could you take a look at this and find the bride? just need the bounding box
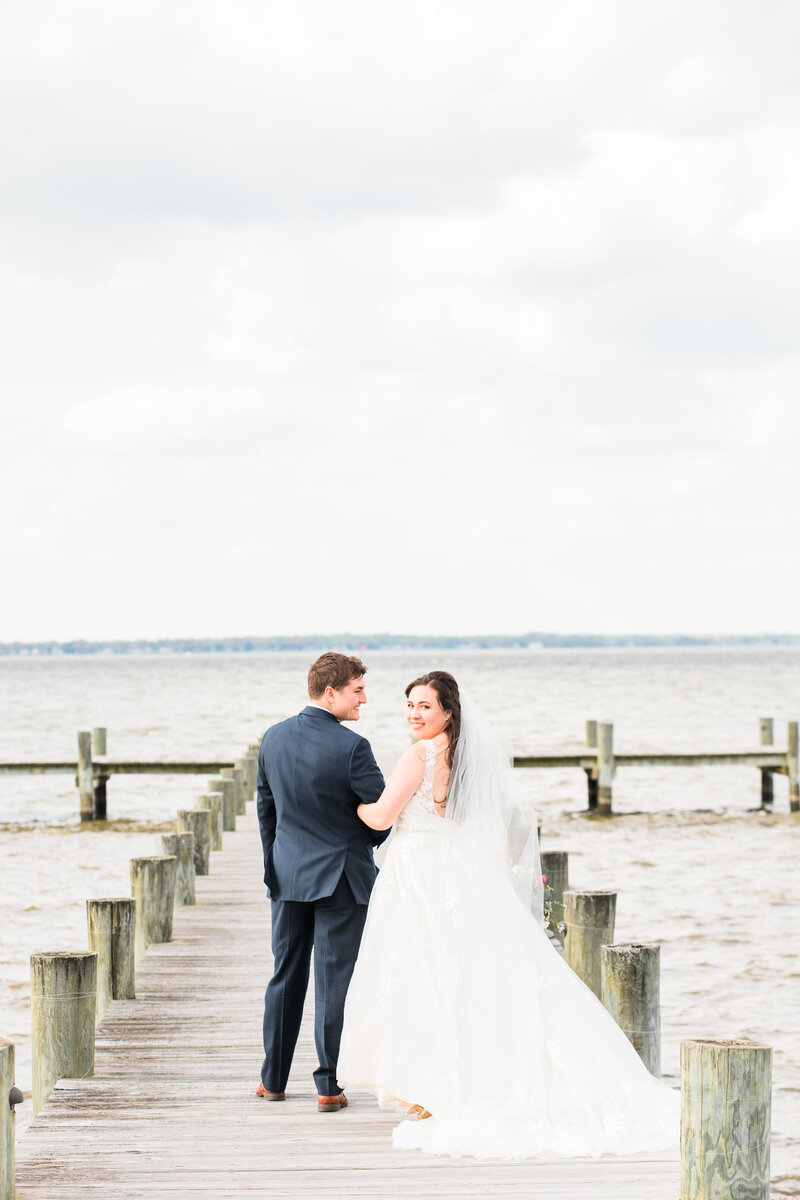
[337,670,679,1159]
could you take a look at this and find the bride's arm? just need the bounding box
[356,743,426,830]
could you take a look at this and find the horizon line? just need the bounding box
[2,630,800,654]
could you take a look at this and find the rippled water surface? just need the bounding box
[1,648,799,1181]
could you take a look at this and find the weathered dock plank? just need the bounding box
[15,813,680,1198]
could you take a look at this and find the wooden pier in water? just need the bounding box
[513,717,799,814]
[12,810,682,1199]
[0,728,237,820]
[1,716,797,820]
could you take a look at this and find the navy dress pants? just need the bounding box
[261,873,367,1096]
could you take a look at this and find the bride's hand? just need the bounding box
[356,743,427,830]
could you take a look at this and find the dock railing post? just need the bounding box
[540,850,568,945]
[563,889,616,998]
[161,833,196,906]
[220,768,245,820]
[788,721,799,813]
[597,722,614,814]
[601,943,661,1076]
[209,778,236,832]
[77,731,94,822]
[1,1038,16,1200]
[129,857,177,965]
[92,777,108,820]
[243,752,258,803]
[585,720,599,810]
[681,1037,772,1200]
[86,898,136,1021]
[249,743,261,798]
[31,951,97,1115]
[198,793,223,850]
[235,759,253,811]
[91,727,108,819]
[177,809,211,875]
[759,718,774,811]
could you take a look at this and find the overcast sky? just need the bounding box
[2,0,799,641]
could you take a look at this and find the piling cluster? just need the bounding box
[0,739,260,1200]
[527,828,773,1199]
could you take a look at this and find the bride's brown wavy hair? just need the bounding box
[404,670,461,770]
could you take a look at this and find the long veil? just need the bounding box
[443,690,544,925]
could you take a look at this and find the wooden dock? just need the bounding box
[2,714,797,819]
[15,811,680,1199]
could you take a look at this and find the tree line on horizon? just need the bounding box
[1,632,799,656]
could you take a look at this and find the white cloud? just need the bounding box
[2,0,800,639]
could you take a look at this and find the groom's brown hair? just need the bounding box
[308,652,368,698]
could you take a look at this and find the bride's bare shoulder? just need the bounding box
[392,741,427,774]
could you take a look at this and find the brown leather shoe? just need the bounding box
[317,1092,348,1112]
[256,1083,285,1100]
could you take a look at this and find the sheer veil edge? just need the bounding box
[444,688,544,925]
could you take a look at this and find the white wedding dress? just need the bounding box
[338,738,679,1160]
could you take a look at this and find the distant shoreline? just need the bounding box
[2,632,799,657]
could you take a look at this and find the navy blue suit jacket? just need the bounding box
[256,706,389,905]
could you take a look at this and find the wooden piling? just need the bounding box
[86,898,136,1020]
[788,721,799,812]
[31,951,97,1115]
[564,889,616,999]
[759,718,774,810]
[239,757,256,808]
[91,730,107,818]
[681,1037,772,1200]
[197,793,223,851]
[221,767,246,818]
[249,743,261,789]
[242,753,258,803]
[597,722,614,814]
[161,833,196,905]
[540,849,568,944]
[584,721,599,809]
[1,1038,14,1200]
[92,776,108,820]
[129,857,177,965]
[76,731,93,822]
[177,809,211,875]
[208,778,236,832]
[601,942,660,1076]
[241,760,254,810]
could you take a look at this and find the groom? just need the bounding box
[256,652,389,1111]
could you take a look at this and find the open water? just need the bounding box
[1,647,798,1183]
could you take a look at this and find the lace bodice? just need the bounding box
[395,740,446,834]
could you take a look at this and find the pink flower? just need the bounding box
[541,874,547,884]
